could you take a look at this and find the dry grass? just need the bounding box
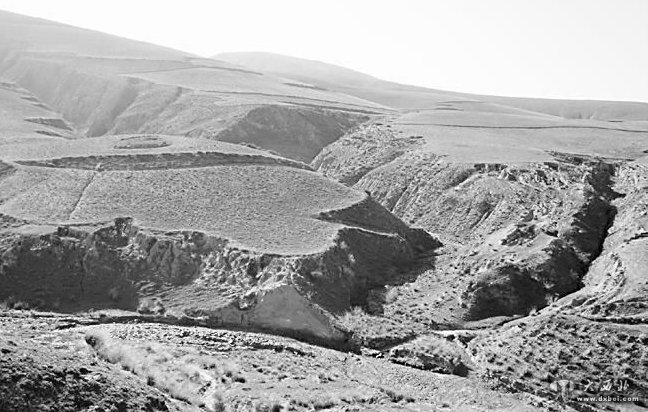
[0,151,367,254]
[397,121,648,163]
[85,328,242,410]
[217,52,648,121]
[0,296,31,310]
[128,67,380,108]
[64,166,360,254]
[0,10,187,60]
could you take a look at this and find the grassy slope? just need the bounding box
[216,51,648,120]
[0,161,365,254]
[0,10,386,112]
[0,83,73,139]
[218,52,648,164]
[0,9,191,59]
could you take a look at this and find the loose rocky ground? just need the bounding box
[0,310,560,412]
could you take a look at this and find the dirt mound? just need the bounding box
[388,334,473,376]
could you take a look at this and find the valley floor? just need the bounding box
[0,310,560,412]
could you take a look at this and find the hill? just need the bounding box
[217,51,648,120]
[0,10,389,162]
[1,10,647,411]
[0,129,436,343]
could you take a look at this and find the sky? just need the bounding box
[0,0,646,102]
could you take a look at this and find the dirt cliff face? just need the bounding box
[315,124,619,324]
[0,195,437,346]
[468,162,648,407]
[313,120,648,410]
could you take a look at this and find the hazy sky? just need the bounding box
[0,0,646,102]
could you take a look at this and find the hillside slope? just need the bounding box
[218,51,648,120]
[0,129,437,345]
[1,10,647,411]
[0,10,389,162]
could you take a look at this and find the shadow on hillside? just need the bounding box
[364,248,438,316]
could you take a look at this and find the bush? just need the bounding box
[137,297,165,315]
[85,329,235,408]
[0,297,31,310]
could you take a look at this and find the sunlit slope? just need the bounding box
[218,52,648,120]
[0,80,74,140]
[0,164,361,254]
[0,132,365,255]
[0,9,191,59]
[0,11,387,161]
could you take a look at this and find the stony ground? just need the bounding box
[0,310,561,412]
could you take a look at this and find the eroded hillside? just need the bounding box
[313,116,648,410]
[1,9,648,411]
[0,10,387,162]
[0,132,439,347]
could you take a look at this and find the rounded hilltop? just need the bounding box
[0,133,369,255]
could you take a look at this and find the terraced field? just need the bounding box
[0,141,363,254]
[128,67,388,109]
[0,134,273,161]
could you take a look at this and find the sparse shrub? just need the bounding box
[0,296,15,310]
[137,297,166,315]
[255,401,282,412]
[311,395,337,410]
[11,300,31,310]
[384,388,404,402]
[384,287,399,304]
[211,393,227,412]
[85,328,231,407]
[0,296,32,310]
[336,305,369,332]
[221,361,246,383]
